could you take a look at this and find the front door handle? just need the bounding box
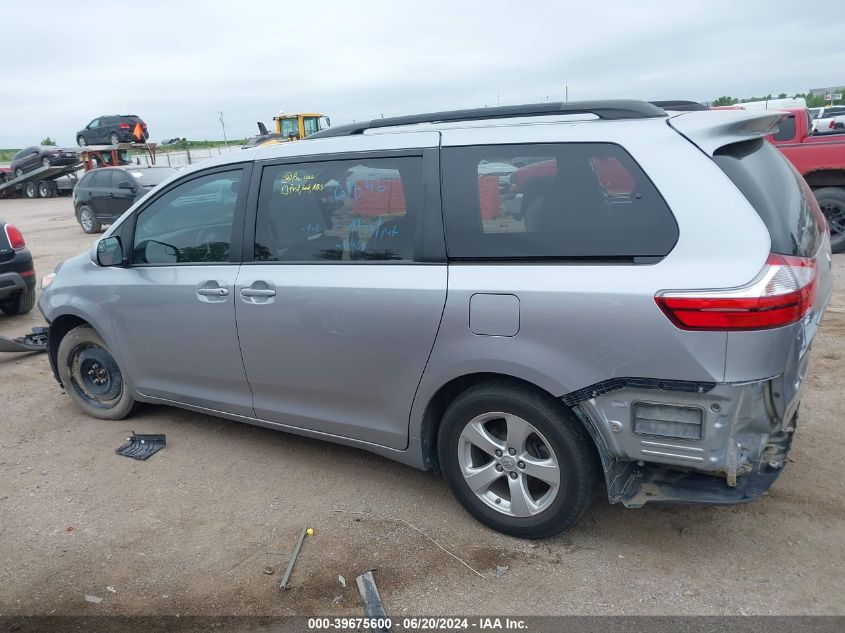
[196,281,230,303]
[197,287,229,297]
[240,288,276,297]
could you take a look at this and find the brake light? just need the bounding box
[119,123,131,129]
[830,120,837,130]
[656,253,817,331]
[4,224,25,250]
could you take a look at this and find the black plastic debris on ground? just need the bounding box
[116,433,166,460]
[0,326,49,353]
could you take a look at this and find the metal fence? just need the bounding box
[134,145,243,169]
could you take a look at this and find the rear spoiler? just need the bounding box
[667,110,785,156]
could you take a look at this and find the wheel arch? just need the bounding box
[804,169,845,189]
[47,314,92,383]
[416,371,600,472]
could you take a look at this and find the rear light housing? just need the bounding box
[119,123,131,129]
[656,253,817,331]
[4,224,25,250]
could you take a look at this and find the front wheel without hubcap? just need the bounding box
[438,382,598,538]
[57,325,135,420]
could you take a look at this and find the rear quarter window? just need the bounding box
[440,143,678,260]
[713,139,823,257]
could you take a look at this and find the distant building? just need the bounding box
[809,86,845,97]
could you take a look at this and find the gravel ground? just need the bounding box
[0,197,844,617]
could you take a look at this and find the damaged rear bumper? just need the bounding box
[569,377,799,507]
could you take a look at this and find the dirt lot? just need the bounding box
[1,196,844,617]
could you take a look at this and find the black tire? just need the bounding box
[41,156,51,168]
[109,132,120,146]
[815,187,845,253]
[437,381,598,538]
[38,180,54,198]
[0,287,36,315]
[57,325,135,420]
[23,182,37,199]
[15,167,24,178]
[77,205,102,233]
[77,135,87,147]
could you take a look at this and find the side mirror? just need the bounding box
[118,181,137,193]
[96,236,123,266]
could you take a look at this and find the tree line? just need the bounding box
[711,90,844,107]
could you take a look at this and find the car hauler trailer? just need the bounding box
[0,161,81,199]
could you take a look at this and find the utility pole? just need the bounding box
[219,111,229,150]
[565,85,569,102]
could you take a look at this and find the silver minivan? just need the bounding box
[39,101,832,537]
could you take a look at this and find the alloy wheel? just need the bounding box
[457,412,561,517]
[80,208,94,232]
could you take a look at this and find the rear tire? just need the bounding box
[109,132,120,146]
[437,381,598,538]
[0,287,36,315]
[815,187,845,253]
[41,156,51,168]
[77,205,101,233]
[38,180,54,198]
[23,182,37,199]
[57,325,135,420]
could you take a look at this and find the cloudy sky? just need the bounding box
[1,0,844,147]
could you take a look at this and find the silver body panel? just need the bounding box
[107,264,254,417]
[235,264,446,449]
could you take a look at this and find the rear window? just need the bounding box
[130,168,174,186]
[714,139,822,257]
[440,143,678,260]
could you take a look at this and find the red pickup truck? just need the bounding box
[767,108,845,251]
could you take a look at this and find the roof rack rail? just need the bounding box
[309,99,667,139]
[649,100,709,112]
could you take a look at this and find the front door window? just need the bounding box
[132,170,242,264]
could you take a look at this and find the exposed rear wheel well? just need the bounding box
[47,315,90,382]
[418,372,600,472]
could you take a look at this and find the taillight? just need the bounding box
[830,120,836,130]
[656,253,817,331]
[4,224,25,250]
[119,123,131,129]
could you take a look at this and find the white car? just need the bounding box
[813,106,845,135]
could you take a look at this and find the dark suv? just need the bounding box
[76,115,149,146]
[10,146,80,178]
[73,166,176,233]
[0,220,36,315]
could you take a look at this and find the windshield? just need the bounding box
[129,168,176,186]
[280,118,299,138]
